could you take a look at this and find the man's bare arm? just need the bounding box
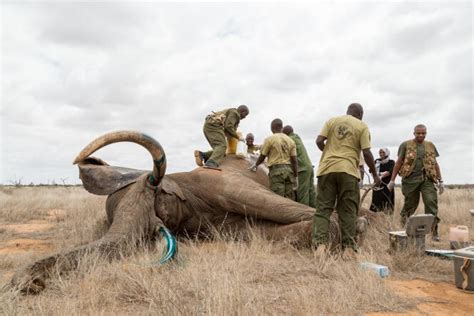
[316,135,326,152]
[363,148,381,185]
[390,156,403,182]
[255,154,266,167]
[290,156,298,177]
[435,162,442,181]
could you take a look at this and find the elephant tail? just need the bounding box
[73,130,166,186]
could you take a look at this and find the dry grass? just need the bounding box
[0,185,472,314]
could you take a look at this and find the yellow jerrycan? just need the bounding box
[226,132,242,154]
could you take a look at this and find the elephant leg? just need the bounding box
[11,175,161,294]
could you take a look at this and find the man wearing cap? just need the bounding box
[194,105,249,168]
[250,119,298,199]
[388,124,444,241]
[282,125,316,207]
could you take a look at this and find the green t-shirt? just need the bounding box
[261,133,297,167]
[316,115,371,179]
[288,133,312,172]
[398,140,439,182]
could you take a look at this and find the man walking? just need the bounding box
[313,103,380,256]
[282,125,316,207]
[194,105,249,168]
[250,119,298,199]
[388,124,444,241]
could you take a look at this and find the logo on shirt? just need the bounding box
[335,123,353,140]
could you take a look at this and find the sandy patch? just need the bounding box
[0,238,54,254]
[368,278,474,315]
[1,221,54,234]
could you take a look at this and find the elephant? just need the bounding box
[11,131,368,294]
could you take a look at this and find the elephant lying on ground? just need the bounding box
[12,131,368,293]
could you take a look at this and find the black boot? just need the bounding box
[431,222,440,242]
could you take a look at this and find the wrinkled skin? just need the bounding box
[11,131,367,294]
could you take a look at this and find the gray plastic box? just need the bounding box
[389,214,434,252]
[453,246,474,291]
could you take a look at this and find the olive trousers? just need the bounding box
[313,172,360,250]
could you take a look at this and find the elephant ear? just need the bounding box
[78,157,148,195]
[161,177,186,201]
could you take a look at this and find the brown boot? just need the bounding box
[194,150,204,166]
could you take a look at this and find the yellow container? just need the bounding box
[226,132,241,154]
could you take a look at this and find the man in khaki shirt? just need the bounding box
[313,103,380,256]
[250,119,298,199]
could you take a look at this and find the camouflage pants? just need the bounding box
[269,165,295,200]
[297,168,316,208]
[313,172,360,250]
[202,122,227,165]
[400,178,439,230]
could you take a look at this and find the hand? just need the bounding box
[248,164,257,172]
[373,175,381,188]
[387,180,395,191]
[438,181,444,195]
[292,176,299,191]
[380,171,389,178]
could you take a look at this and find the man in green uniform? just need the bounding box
[313,103,380,256]
[388,124,444,241]
[194,105,249,168]
[282,125,316,208]
[250,119,298,199]
[245,133,261,154]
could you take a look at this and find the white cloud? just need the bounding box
[1,1,472,184]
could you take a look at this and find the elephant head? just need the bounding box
[11,131,175,293]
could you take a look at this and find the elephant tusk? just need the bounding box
[72,130,166,186]
[154,226,178,265]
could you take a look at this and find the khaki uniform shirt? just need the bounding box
[261,133,297,167]
[247,144,261,154]
[317,115,371,179]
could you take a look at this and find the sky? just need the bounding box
[1,1,472,185]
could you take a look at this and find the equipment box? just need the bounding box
[453,246,474,291]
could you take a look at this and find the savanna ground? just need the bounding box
[0,185,473,315]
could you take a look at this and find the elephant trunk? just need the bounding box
[11,175,162,294]
[73,131,166,186]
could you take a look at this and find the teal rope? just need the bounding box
[157,226,177,265]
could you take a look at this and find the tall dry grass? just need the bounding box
[0,185,472,314]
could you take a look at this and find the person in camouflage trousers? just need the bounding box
[388,124,444,241]
[194,105,249,168]
[249,119,298,200]
[282,125,316,208]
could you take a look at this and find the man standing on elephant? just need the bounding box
[313,103,380,257]
[282,125,316,208]
[194,105,249,168]
[250,119,298,200]
[387,124,444,241]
